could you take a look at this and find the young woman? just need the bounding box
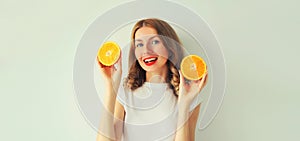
[97,18,208,141]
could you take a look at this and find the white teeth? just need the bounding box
[145,58,156,62]
[144,57,157,63]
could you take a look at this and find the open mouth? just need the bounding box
[143,57,158,66]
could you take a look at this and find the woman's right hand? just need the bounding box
[97,55,122,89]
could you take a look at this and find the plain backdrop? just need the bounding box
[1,0,299,141]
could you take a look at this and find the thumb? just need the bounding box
[179,70,185,87]
[114,52,122,72]
[116,51,122,67]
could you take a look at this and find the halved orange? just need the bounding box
[97,41,121,66]
[180,55,207,80]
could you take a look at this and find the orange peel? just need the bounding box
[97,41,121,66]
[180,55,207,80]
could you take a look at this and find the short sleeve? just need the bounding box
[189,92,204,112]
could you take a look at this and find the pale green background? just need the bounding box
[1,0,299,141]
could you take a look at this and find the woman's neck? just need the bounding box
[145,66,168,83]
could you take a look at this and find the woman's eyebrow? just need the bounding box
[134,39,143,42]
[135,35,159,42]
[149,35,159,40]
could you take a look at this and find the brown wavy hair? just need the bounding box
[124,18,184,96]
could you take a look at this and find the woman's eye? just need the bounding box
[136,43,143,48]
[152,40,160,45]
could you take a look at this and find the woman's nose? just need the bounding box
[142,43,153,54]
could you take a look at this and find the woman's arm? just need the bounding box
[96,80,118,141]
[175,71,207,141]
[96,57,124,141]
[189,105,201,141]
[114,100,125,141]
[174,104,200,141]
[96,82,125,141]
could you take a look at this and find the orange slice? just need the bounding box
[97,41,121,66]
[180,55,207,80]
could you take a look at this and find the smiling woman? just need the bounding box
[134,32,169,79]
[96,18,208,141]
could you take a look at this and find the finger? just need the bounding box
[97,56,105,68]
[189,77,200,85]
[191,71,207,86]
[189,79,201,93]
[199,72,208,88]
[179,70,185,87]
[118,51,122,67]
[203,72,208,86]
[115,52,122,71]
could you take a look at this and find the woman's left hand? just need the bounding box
[178,71,208,109]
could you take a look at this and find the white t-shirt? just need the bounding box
[117,82,202,141]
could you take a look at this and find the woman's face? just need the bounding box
[134,26,169,72]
